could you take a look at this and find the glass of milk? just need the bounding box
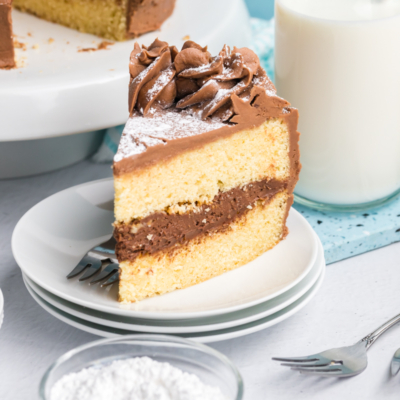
[275,0,400,211]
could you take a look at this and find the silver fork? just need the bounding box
[66,236,120,287]
[391,348,400,376]
[273,313,400,377]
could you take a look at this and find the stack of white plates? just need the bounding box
[12,179,325,343]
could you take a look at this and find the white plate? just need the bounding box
[1,0,251,141]
[24,264,325,343]
[23,236,324,333]
[13,178,318,320]
[0,289,3,330]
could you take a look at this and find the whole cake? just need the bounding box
[113,39,301,303]
[13,0,175,41]
[0,0,175,68]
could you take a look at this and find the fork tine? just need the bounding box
[291,365,343,375]
[272,357,320,363]
[78,257,102,281]
[100,270,120,287]
[293,369,343,376]
[281,362,331,368]
[66,263,88,279]
[66,255,96,279]
[90,263,119,284]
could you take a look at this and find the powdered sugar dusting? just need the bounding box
[114,110,225,162]
[201,80,246,117]
[183,64,210,74]
[50,356,227,400]
[182,56,221,74]
[146,68,174,100]
[134,56,160,84]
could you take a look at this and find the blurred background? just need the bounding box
[245,0,274,19]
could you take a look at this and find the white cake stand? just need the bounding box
[0,0,251,178]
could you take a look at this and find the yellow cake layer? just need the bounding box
[115,118,291,223]
[14,0,128,41]
[119,191,289,303]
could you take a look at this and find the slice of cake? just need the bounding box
[13,0,175,41]
[0,0,15,69]
[113,39,301,303]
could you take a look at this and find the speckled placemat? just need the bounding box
[293,195,400,264]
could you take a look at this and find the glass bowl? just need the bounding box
[39,334,243,400]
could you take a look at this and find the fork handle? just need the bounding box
[362,313,400,350]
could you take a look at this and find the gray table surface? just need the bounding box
[1,160,400,400]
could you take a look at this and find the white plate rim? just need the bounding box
[24,264,325,343]
[23,236,324,333]
[12,178,319,319]
[0,289,3,329]
[0,288,3,315]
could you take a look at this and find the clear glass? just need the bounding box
[275,0,400,212]
[39,334,243,400]
[294,188,400,212]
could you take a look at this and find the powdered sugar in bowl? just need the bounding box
[39,334,243,400]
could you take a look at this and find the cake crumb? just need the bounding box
[130,223,142,234]
[205,208,210,212]
[247,205,252,209]
[98,41,114,50]
[27,32,32,37]
[78,47,94,52]
[48,38,55,44]
[202,219,207,223]
[78,41,114,53]
[32,44,39,50]
[15,56,27,68]
[147,234,153,240]
[14,40,26,51]
[182,35,190,40]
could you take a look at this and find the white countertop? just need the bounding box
[1,160,400,400]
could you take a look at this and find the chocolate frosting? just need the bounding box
[127,0,176,38]
[115,178,286,262]
[128,38,286,121]
[0,0,15,69]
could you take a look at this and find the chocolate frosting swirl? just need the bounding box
[128,39,288,121]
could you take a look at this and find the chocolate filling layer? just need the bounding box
[115,178,287,262]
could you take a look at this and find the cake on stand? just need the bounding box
[0,0,251,178]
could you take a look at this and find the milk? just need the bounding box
[275,0,400,206]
